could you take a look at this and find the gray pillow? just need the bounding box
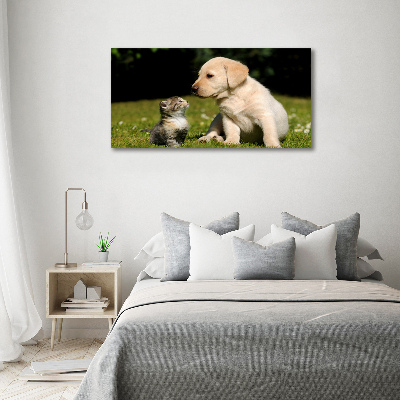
[161,212,239,281]
[282,212,360,281]
[233,237,295,280]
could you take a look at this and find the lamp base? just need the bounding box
[55,263,77,268]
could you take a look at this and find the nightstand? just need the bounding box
[46,265,122,350]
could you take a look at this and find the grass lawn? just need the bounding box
[111,95,311,148]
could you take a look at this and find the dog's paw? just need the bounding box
[224,139,240,145]
[198,135,211,143]
[264,139,282,148]
[213,136,224,143]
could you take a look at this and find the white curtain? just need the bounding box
[0,0,42,365]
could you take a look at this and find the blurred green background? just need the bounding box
[111,48,311,102]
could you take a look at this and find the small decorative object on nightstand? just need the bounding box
[55,188,94,268]
[87,286,101,300]
[46,265,121,350]
[74,279,87,299]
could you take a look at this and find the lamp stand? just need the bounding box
[55,188,88,268]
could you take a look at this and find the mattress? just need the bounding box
[76,278,400,400]
[129,276,164,294]
[129,276,387,297]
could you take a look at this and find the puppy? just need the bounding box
[192,57,288,147]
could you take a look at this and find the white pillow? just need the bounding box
[143,257,164,279]
[357,257,376,279]
[271,224,337,280]
[257,233,273,247]
[357,237,384,260]
[134,232,164,263]
[188,224,255,280]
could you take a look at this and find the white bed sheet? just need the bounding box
[130,275,386,297]
[130,277,163,294]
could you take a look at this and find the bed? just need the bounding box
[76,277,400,400]
[76,212,398,399]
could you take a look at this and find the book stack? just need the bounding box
[18,359,92,381]
[61,297,110,313]
[81,261,122,268]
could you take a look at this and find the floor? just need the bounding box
[0,338,104,400]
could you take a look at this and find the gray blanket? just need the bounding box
[76,280,400,400]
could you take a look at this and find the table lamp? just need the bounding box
[55,188,94,268]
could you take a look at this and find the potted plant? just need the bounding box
[97,232,116,262]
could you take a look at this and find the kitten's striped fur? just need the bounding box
[143,96,189,147]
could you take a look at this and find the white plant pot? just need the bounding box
[98,251,109,262]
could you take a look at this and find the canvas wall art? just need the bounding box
[111,48,311,148]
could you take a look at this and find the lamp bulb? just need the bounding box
[75,209,94,230]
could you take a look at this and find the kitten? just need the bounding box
[143,96,189,147]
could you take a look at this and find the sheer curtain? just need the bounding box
[0,0,41,368]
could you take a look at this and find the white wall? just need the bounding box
[7,0,400,337]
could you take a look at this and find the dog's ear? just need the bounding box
[225,60,249,89]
